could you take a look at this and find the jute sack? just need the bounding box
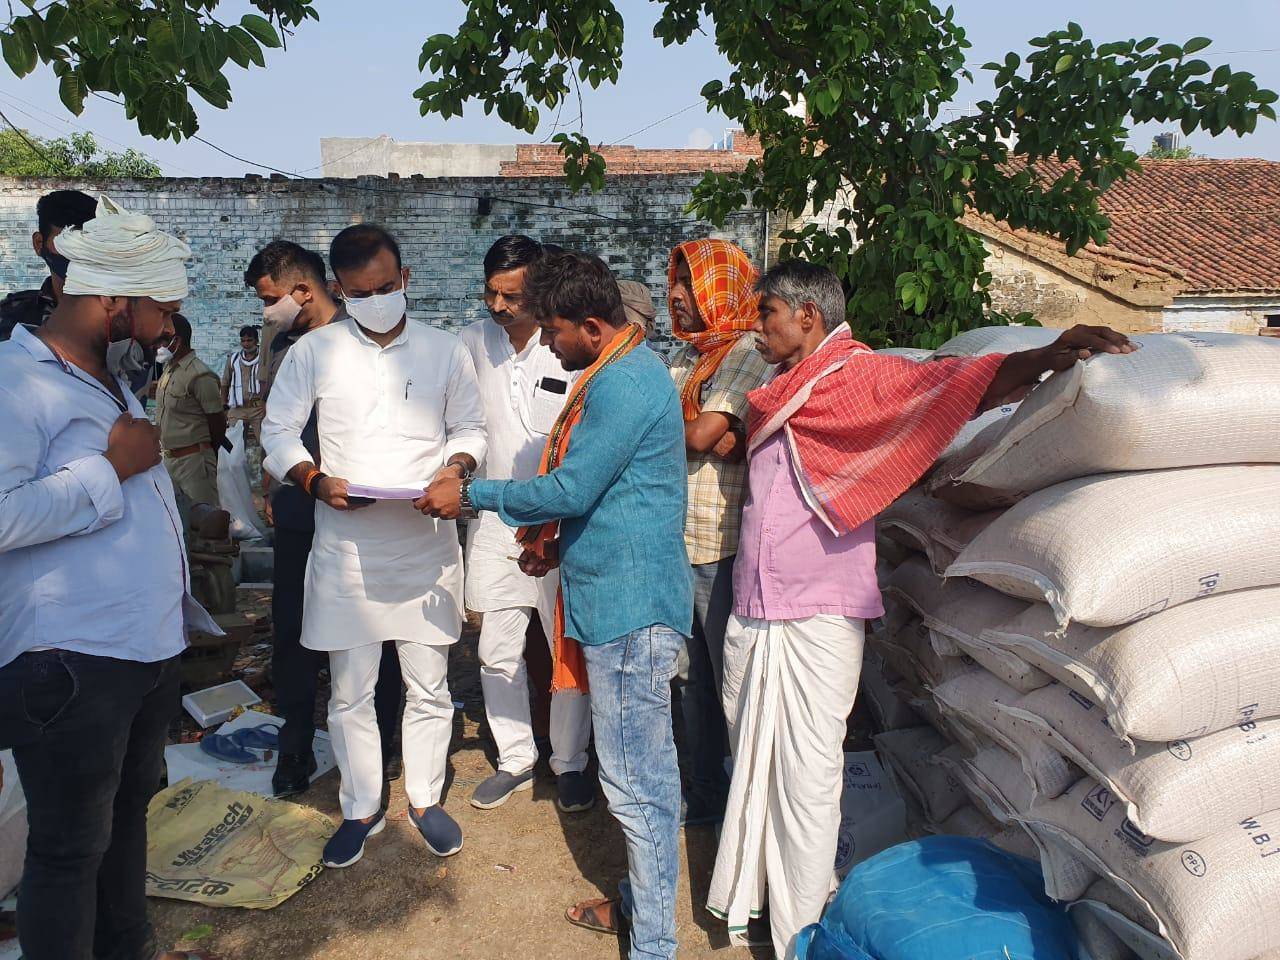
[982,590,1280,743]
[933,324,1062,358]
[931,332,1280,509]
[1021,778,1280,960]
[860,650,922,732]
[947,464,1280,627]
[878,489,1004,577]
[998,683,1280,843]
[874,726,968,824]
[886,556,1048,691]
[932,669,1081,799]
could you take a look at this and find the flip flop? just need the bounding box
[198,734,256,764]
[565,898,629,936]
[229,723,281,751]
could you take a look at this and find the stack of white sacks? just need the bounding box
[865,326,1280,960]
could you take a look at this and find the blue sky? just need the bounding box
[0,0,1276,177]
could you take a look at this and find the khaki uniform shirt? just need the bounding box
[156,351,223,450]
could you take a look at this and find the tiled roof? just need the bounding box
[1033,158,1280,295]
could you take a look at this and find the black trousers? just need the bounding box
[271,526,403,757]
[0,650,181,960]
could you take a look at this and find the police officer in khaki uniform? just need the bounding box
[156,313,225,508]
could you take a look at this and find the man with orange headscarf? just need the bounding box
[666,239,771,826]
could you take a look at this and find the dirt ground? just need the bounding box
[152,593,767,960]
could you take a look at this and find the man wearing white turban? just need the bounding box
[0,195,220,960]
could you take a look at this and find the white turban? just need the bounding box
[58,195,191,301]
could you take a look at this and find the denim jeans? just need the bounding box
[583,625,684,960]
[0,649,181,960]
[673,556,734,821]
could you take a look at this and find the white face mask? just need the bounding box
[155,346,174,364]
[343,285,407,335]
[262,293,303,334]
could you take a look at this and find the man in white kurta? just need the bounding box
[262,224,485,866]
[459,234,593,813]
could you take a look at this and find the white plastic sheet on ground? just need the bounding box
[163,709,336,795]
[216,420,265,541]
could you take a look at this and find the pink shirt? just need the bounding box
[733,431,884,621]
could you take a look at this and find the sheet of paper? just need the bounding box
[345,483,426,500]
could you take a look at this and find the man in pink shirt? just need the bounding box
[707,259,1133,958]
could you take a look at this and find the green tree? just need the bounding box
[1,1,316,142]
[415,2,1277,347]
[1144,137,1199,159]
[0,128,163,177]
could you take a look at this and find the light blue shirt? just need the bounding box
[469,345,693,646]
[0,325,211,669]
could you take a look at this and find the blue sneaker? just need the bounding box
[409,804,464,857]
[322,814,385,868]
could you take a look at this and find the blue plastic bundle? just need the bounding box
[796,836,1082,960]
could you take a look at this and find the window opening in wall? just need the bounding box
[1266,314,1280,328]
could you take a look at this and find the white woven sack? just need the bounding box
[1070,899,1170,960]
[874,726,968,824]
[948,464,1280,627]
[868,614,978,693]
[885,556,1048,691]
[936,803,1002,840]
[1072,904,1142,960]
[981,591,1280,744]
[932,332,1280,509]
[999,683,1280,844]
[1022,778,1280,960]
[933,324,1062,358]
[860,651,922,732]
[875,346,933,360]
[875,531,917,569]
[933,669,1081,799]
[879,489,1004,576]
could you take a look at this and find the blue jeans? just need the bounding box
[674,557,734,822]
[583,625,684,960]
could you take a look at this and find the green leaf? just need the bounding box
[171,8,201,59]
[80,18,110,57]
[1054,54,1074,74]
[240,14,281,49]
[228,26,265,68]
[147,18,179,68]
[182,924,214,942]
[1183,36,1211,55]
[1,29,38,77]
[58,70,86,115]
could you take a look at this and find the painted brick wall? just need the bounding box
[0,174,766,368]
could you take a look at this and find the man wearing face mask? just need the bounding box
[244,239,405,799]
[262,224,486,868]
[155,314,225,510]
[0,195,221,960]
[0,189,97,341]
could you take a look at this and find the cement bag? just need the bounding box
[1021,778,1280,960]
[835,750,908,877]
[878,489,1004,576]
[1073,905,1140,960]
[935,743,1032,824]
[1070,899,1172,960]
[860,651,922,732]
[886,556,1047,691]
[869,615,977,692]
[932,332,1280,509]
[216,421,265,541]
[982,590,1280,743]
[874,727,967,824]
[999,683,1280,843]
[933,324,1062,358]
[0,749,26,899]
[937,803,1002,840]
[875,531,918,569]
[933,670,1081,799]
[948,464,1280,627]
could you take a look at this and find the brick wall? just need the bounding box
[499,131,763,177]
[0,174,765,366]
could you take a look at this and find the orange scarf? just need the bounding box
[669,239,760,421]
[517,323,645,693]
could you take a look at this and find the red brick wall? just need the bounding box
[500,129,763,177]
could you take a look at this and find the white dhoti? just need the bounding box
[466,514,591,777]
[708,613,865,960]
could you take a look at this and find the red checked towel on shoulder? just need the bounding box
[746,328,1006,536]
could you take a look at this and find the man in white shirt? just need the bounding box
[460,235,595,813]
[262,224,486,868]
[0,195,217,960]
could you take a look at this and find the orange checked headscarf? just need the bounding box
[669,239,760,421]
[517,322,645,694]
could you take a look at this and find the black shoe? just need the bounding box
[383,750,403,783]
[272,751,318,798]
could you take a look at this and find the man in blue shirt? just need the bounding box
[423,250,692,960]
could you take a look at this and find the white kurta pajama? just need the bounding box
[459,319,590,776]
[262,317,486,819]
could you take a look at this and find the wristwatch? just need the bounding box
[458,477,479,521]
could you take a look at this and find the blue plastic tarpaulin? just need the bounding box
[796,836,1082,960]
